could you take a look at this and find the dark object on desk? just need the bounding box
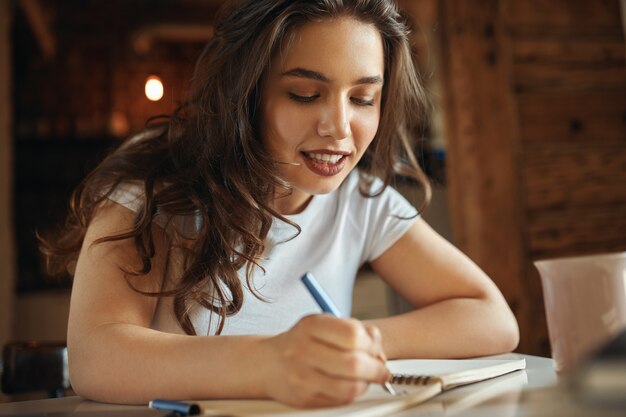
[1,341,70,398]
[573,329,626,407]
[149,399,201,415]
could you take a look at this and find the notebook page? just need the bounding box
[198,358,525,416]
[442,369,527,415]
[199,382,441,417]
[387,358,526,390]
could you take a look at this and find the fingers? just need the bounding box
[295,338,390,383]
[365,324,387,361]
[300,315,385,359]
[365,324,390,366]
[293,315,390,382]
[287,366,370,407]
[263,315,390,408]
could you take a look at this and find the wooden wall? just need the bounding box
[0,0,16,357]
[439,0,626,355]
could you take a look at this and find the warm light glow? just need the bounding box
[145,76,164,101]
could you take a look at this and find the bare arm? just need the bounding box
[68,202,389,406]
[367,218,519,359]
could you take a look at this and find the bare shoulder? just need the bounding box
[70,200,169,332]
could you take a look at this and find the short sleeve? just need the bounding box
[107,181,171,231]
[363,182,419,262]
[108,182,200,239]
[108,181,145,212]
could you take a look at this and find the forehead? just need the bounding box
[273,16,385,78]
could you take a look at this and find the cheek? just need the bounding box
[353,111,380,151]
[263,100,308,151]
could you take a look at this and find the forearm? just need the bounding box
[68,323,268,404]
[366,296,519,359]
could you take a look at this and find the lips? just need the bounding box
[303,152,344,164]
[301,150,350,176]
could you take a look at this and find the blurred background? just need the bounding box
[0,0,625,401]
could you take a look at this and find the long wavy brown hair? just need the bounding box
[40,0,431,335]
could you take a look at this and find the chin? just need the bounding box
[299,176,347,196]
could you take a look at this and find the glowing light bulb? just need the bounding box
[145,76,164,101]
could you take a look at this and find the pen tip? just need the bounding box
[384,381,397,396]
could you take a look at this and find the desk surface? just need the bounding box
[0,354,623,416]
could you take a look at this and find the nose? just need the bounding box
[317,97,351,140]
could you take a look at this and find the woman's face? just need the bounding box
[260,17,385,214]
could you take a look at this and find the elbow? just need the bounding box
[478,286,520,354]
[500,315,520,353]
[67,337,151,405]
[67,348,102,402]
[68,343,126,404]
[478,317,519,356]
[470,293,520,356]
[490,303,520,354]
[69,375,96,403]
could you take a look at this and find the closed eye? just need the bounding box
[351,97,374,106]
[288,93,319,103]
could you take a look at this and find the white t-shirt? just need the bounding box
[108,170,418,335]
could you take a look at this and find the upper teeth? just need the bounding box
[305,152,343,163]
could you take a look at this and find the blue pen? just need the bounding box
[301,272,343,317]
[300,272,397,396]
[149,399,201,415]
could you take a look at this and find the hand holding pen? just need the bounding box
[258,273,394,408]
[301,272,397,396]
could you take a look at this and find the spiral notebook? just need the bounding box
[198,358,526,417]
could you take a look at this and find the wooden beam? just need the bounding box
[523,142,626,211]
[0,0,16,360]
[512,38,625,66]
[19,0,56,59]
[438,0,531,352]
[518,91,626,144]
[132,24,214,54]
[622,0,626,48]
[507,0,624,38]
[527,204,626,256]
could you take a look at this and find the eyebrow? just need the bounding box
[281,67,383,85]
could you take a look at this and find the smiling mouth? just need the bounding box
[301,151,350,176]
[302,151,347,164]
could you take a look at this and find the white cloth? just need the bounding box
[108,170,418,335]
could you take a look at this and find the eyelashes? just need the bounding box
[288,93,374,106]
[288,92,318,103]
[351,97,375,106]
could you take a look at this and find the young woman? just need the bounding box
[42,0,519,408]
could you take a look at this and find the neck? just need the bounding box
[271,189,313,215]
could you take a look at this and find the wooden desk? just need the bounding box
[0,354,623,416]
